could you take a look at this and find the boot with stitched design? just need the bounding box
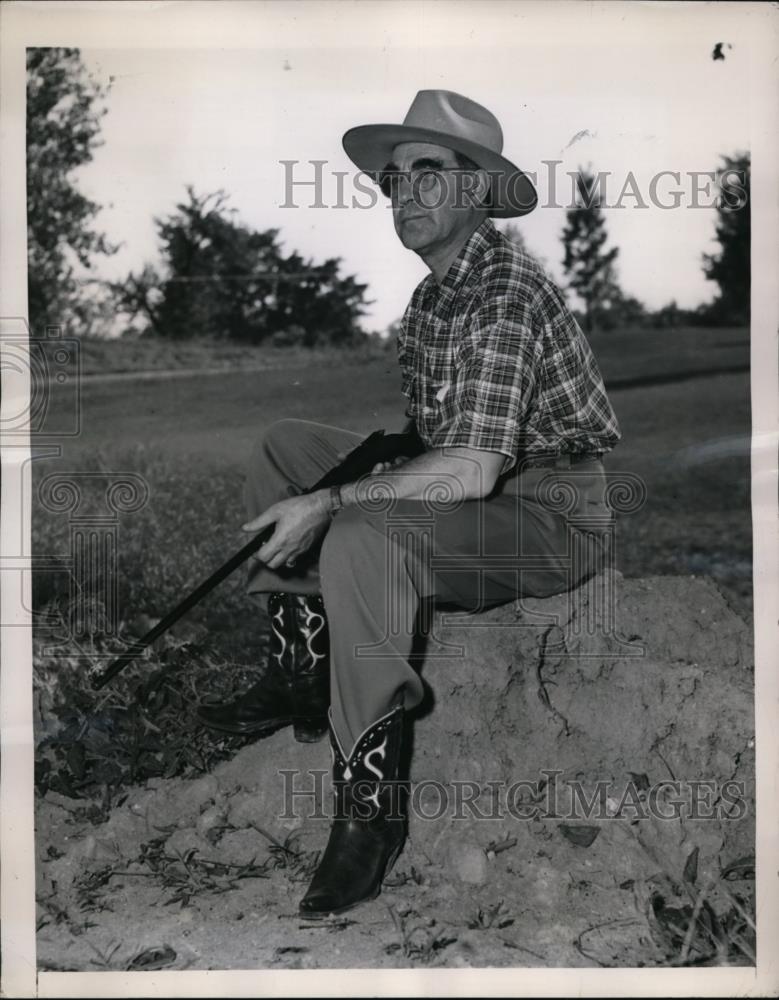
[197,593,329,742]
[299,706,405,918]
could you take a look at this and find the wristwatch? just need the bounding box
[329,484,345,517]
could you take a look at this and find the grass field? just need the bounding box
[61,334,390,378]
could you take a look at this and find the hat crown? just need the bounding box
[401,90,504,156]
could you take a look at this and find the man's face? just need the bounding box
[384,142,483,255]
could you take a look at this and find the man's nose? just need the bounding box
[394,172,415,206]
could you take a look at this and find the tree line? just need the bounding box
[554,159,749,331]
[27,48,750,343]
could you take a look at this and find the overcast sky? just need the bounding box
[70,2,753,334]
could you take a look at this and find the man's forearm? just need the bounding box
[316,446,502,512]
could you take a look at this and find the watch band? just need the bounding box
[329,483,344,517]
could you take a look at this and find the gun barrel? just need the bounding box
[94,527,271,689]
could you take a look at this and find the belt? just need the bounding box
[516,452,603,471]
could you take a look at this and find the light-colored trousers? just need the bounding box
[245,419,612,754]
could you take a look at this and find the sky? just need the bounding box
[67,1,754,334]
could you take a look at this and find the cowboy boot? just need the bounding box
[197,593,330,742]
[287,594,330,742]
[299,706,406,918]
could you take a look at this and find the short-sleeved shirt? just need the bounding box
[397,218,621,474]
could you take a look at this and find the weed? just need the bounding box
[383,865,425,888]
[573,820,757,968]
[139,839,272,907]
[485,834,518,856]
[264,830,321,884]
[639,838,757,966]
[83,938,124,970]
[385,906,457,963]
[466,899,514,931]
[74,865,117,913]
[649,875,756,967]
[34,627,257,801]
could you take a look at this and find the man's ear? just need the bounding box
[473,168,492,209]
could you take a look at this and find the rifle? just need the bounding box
[94,428,423,689]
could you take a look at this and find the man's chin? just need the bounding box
[396,218,433,251]
[399,235,428,251]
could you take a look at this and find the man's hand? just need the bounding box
[371,455,409,475]
[243,491,330,570]
[333,450,408,476]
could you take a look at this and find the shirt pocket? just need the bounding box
[418,318,464,436]
[424,349,452,392]
[415,352,448,439]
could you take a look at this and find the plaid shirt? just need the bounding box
[397,218,621,473]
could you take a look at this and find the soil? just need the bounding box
[33,571,755,971]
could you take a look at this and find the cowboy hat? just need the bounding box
[342,90,537,218]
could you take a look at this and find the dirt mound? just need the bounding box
[35,572,755,971]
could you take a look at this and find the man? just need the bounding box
[198,90,621,918]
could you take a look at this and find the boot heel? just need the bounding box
[293,717,328,743]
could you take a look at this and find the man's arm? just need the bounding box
[244,445,504,570]
[343,445,503,506]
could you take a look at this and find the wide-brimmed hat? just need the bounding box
[342,90,537,218]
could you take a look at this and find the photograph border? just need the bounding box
[2,2,777,996]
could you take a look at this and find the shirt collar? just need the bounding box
[421,218,498,304]
[439,217,498,291]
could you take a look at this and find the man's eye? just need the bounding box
[417,170,440,188]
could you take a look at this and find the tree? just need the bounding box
[561,168,621,332]
[26,48,116,337]
[651,299,688,329]
[115,187,370,345]
[600,290,647,331]
[702,152,750,326]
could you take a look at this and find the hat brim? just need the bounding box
[342,124,537,218]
